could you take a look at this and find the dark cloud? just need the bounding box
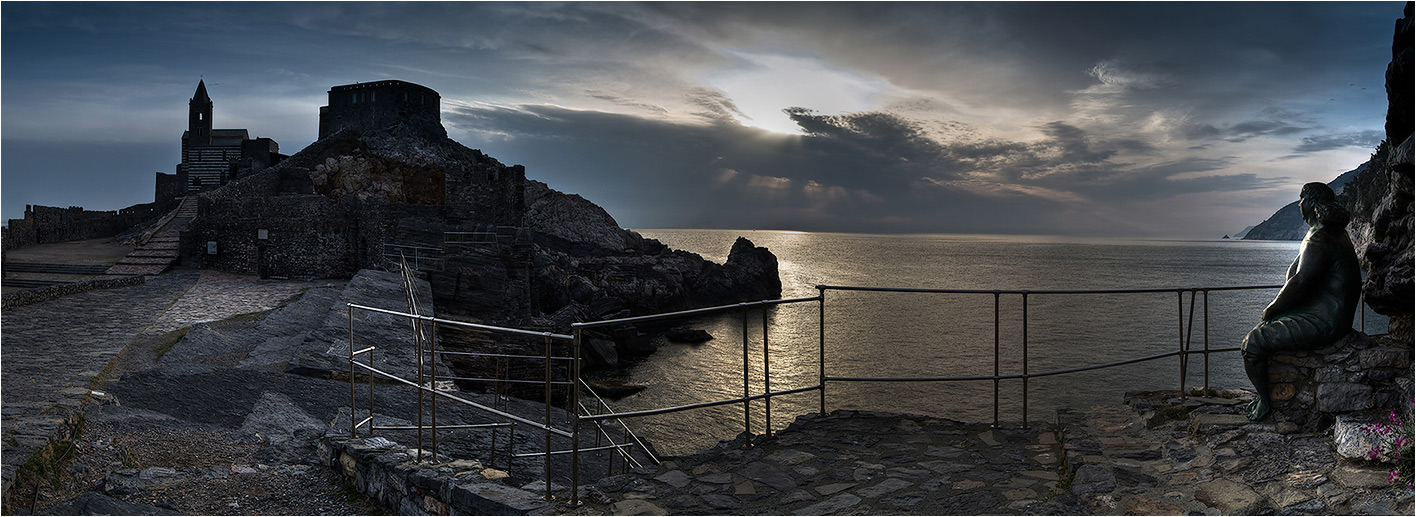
[446,104,1275,235]
[1292,130,1385,153]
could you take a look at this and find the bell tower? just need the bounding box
[188,80,213,146]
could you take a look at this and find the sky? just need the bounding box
[1,1,1403,238]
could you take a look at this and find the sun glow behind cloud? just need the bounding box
[703,51,896,134]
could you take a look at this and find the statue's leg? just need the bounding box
[1241,331,1272,421]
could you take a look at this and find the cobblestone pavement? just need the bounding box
[1,269,317,502]
[581,397,1413,515]
[2,271,197,495]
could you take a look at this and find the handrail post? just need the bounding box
[543,334,553,501]
[742,303,751,438]
[416,315,425,462]
[1177,290,1185,395]
[571,327,583,506]
[1021,292,1029,430]
[763,305,772,437]
[992,291,1000,428]
[1203,290,1210,393]
[349,305,356,438]
[818,287,827,415]
[430,319,439,461]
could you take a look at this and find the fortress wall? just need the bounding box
[3,204,162,251]
[187,195,359,279]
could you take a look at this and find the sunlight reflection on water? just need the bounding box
[597,230,1384,456]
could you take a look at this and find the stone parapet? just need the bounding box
[318,435,554,515]
[0,275,145,310]
[1268,332,1414,430]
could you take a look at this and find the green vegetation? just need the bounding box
[1161,405,1192,421]
[151,328,189,363]
[1187,387,1222,398]
[4,415,86,514]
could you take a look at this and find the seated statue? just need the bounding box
[1241,182,1361,421]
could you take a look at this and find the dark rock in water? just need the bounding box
[666,328,714,343]
[586,380,648,399]
[587,338,619,367]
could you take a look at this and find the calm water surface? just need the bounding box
[592,230,1383,456]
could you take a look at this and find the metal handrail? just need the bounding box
[348,278,1376,507]
[816,284,1286,294]
[571,295,823,329]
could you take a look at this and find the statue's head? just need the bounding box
[1298,182,1350,230]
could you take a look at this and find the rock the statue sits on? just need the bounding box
[1241,182,1362,422]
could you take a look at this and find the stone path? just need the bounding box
[1,268,319,504]
[581,395,1413,515]
[1,271,198,496]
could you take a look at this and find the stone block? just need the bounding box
[1271,383,1297,401]
[1316,383,1373,413]
[1193,479,1263,514]
[447,482,552,515]
[1315,365,1347,383]
[1329,465,1390,489]
[1188,413,1250,434]
[1358,347,1412,369]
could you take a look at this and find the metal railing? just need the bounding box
[380,243,443,272]
[345,260,654,500]
[347,279,1382,506]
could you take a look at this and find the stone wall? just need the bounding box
[1268,332,1414,430]
[3,203,161,251]
[318,436,553,515]
[186,194,359,279]
[0,275,145,310]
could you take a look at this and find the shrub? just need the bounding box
[1362,406,1414,488]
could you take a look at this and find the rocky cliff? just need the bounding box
[1344,2,1414,341]
[1243,3,1412,341]
[182,96,783,382]
[1242,163,1368,241]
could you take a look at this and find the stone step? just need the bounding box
[104,264,167,276]
[2,263,113,275]
[1,278,71,289]
[116,257,175,266]
[129,250,177,258]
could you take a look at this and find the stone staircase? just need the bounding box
[106,197,198,276]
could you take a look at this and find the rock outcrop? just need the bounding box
[1242,163,1367,241]
[1350,2,1414,341]
[178,86,783,396]
[1246,2,1413,341]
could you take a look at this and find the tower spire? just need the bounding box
[189,80,213,146]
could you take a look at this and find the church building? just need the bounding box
[177,80,281,193]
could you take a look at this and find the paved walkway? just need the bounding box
[1,271,197,494]
[585,396,1413,515]
[0,269,316,500]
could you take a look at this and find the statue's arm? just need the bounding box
[1263,242,1333,320]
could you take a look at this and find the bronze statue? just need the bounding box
[1241,182,1361,421]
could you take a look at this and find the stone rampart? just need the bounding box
[3,204,161,251]
[1267,332,1414,430]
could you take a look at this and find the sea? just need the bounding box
[588,229,1387,456]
